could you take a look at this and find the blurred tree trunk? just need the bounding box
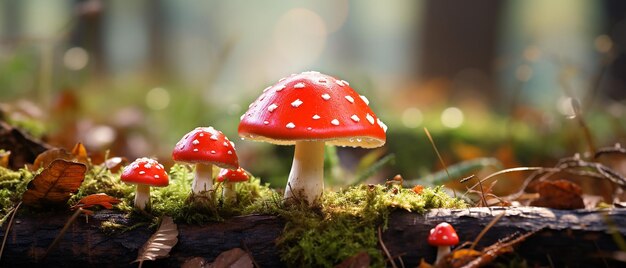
[603,0,626,100]
[417,0,504,101]
[147,0,167,81]
[71,0,105,74]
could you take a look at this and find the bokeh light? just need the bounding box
[401,107,423,128]
[63,47,89,71]
[441,107,464,128]
[145,87,171,111]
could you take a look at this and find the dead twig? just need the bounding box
[42,208,85,261]
[469,212,505,251]
[0,202,22,262]
[378,227,398,268]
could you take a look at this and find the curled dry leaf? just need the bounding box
[22,159,86,207]
[32,142,89,170]
[207,248,253,268]
[529,180,584,210]
[71,193,121,210]
[135,216,179,265]
[0,121,50,169]
[0,150,9,168]
[335,251,370,268]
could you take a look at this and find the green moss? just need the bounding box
[275,185,466,267]
[0,166,33,224]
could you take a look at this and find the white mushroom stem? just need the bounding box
[192,163,213,194]
[134,184,150,210]
[222,182,237,204]
[435,246,451,264]
[285,141,325,205]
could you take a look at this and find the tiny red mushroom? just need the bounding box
[216,167,250,204]
[427,222,459,264]
[172,127,239,195]
[238,71,387,205]
[120,157,169,210]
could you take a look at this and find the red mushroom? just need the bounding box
[120,157,169,210]
[172,127,239,195]
[427,222,459,264]
[216,167,250,204]
[238,71,386,205]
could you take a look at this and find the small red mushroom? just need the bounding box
[238,71,386,205]
[172,127,239,195]
[120,158,169,210]
[427,222,459,264]
[216,167,250,204]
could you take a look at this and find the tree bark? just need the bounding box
[1,207,625,267]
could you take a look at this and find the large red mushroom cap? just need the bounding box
[238,71,386,148]
[427,222,459,246]
[121,157,169,187]
[216,167,250,183]
[172,127,239,169]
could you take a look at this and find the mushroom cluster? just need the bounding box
[238,71,387,205]
[172,127,239,195]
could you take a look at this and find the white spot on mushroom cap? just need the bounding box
[307,127,312,131]
[318,78,327,83]
[223,141,229,147]
[193,148,199,152]
[276,85,286,91]
[366,114,375,125]
[345,96,354,103]
[199,133,204,137]
[336,80,345,87]
[154,175,160,179]
[377,118,388,132]
[230,141,235,147]
[342,80,350,85]
[263,121,269,125]
[291,99,303,107]
[192,139,199,145]
[263,86,271,92]
[268,104,278,112]
[240,114,245,120]
[312,114,321,120]
[286,122,295,129]
[331,119,340,126]
[139,171,146,175]
[294,82,305,89]
[360,95,369,105]
[228,150,232,155]
[211,150,216,154]
[321,94,331,100]
[351,115,360,122]
[144,163,152,169]
[210,135,218,140]
[279,77,286,82]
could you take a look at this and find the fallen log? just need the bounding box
[1,207,625,267]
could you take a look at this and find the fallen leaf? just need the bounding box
[182,257,208,268]
[0,150,9,168]
[135,216,179,265]
[71,142,89,165]
[529,180,584,210]
[417,259,433,268]
[335,251,370,268]
[0,120,51,170]
[71,193,121,210]
[22,159,86,207]
[103,157,127,173]
[32,142,89,170]
[207,248,253,268]
[412,185,424,194]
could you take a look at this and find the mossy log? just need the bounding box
[1,207,626,267]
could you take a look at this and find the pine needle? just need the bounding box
[424,127,451,184]
[0,202,21,262]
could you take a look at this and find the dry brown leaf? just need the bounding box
[32,142,89,170]
[0,121,51,170]
[182,257,208,268]
[71,142,89,165]
[71,193,121,210]
[0,150,9,168]
[207,248,253,268]
[417,259,434,268]
[529,180,584,210]
[22,159,86,207]
[335,251,370,268]
[135,216,179,265]
[103,157,127,173]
